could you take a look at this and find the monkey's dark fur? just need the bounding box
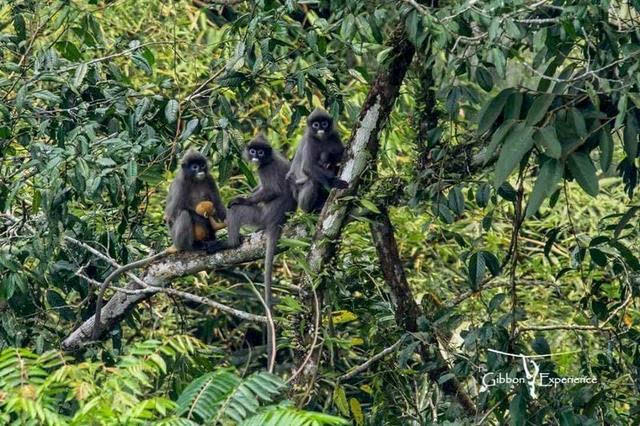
[287,107,348,212]
[165,150,227,252]
[225,135,296,364]
[92,150,226,340]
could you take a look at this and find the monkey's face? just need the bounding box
[309,117,331,140]
[184,160,207,181]
[246,144,271,166]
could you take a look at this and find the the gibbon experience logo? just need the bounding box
[481,348,597,398]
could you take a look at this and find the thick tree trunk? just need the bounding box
[370,208,476,415]
[291,24,415,390]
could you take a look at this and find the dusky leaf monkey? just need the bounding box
[286,107,348,213]
[92,150,226,339]
[165,150,227,251]
[224,135,296,367]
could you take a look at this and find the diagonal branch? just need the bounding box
[61,226,305,351]
[291,23,416,391]
[369,207,476,415]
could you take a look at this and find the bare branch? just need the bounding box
[338,338,403,381]
[61,226,306,351]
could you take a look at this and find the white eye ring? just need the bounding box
[312,122,320,129]
[249,148,256,155]
[258,150,264,156]
[322,121,329,128]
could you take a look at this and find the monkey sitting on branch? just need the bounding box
[222,135,296,369]
[91,150,226,339]
[286,107,348,213]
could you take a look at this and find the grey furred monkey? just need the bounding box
[286,107,348,213]
[164,150,227,252]
[91,150,226,340]
[224,135,296,367]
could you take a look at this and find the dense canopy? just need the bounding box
[1,0,640,424]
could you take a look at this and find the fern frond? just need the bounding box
[176,369,285,424]
[214,371,283,423]
[240,403,349,426]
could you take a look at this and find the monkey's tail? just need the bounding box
[264,228,279,372]
[92,248,175,340]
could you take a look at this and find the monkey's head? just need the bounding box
[245,135,273,167]
[307,108,333,140]
[180,150,209,181]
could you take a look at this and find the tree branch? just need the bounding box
[291,22,416,392]
[369,207,476,415]
[61,227,304,351]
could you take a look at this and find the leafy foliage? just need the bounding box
[2,0,640,424]
[0,337,341,425]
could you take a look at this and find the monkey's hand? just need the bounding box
[331,178,349,189]
[228,197,248,207]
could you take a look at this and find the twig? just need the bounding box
[245,276,277,372]
[338,338,403,381]
[286,282,320,385]
[518,324,613,332]
[115,284,267,323]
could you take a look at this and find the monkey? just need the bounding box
[286,107,348,213]
[164,150,227,252]
[91,150,226,340]
[223,135,296,369]
[193,200,227,240]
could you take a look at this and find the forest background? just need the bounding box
[1,0,640,424]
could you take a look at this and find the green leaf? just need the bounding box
[544,228,560,260]
[525,157,563,218]
[616,94,628,129]
[488,293,506,313]
[589,248,608,266]
[570,108,587,138]
[341,14,356,41]
[437,203,454,224]
[55,41,82,61]
[468,252,486,288]
[476,183,491,207]
[614,206,640,238]
[491,48,506,78]
[73,63,88,88]
[476,66,494,92]
[610,241,640,271]
[493,123,534,188]
[481,251,501,276]
[526,94,555,126]
[179,118,199,141]
[482,119,517,165]
[533,28,547,51]
[623,113,638,159]
[509,390,527,426]
[165,99,179,123]
[534,126,561,159]
[333,386,349,417]
[504,92,523,120]
[97,157,117,167]
[599,129,613,171]
[567,152,599,196]
[33,91,61,104]
[447,186,465,215]
[477,89,513,135]
[360,199,380,214]
[132,54,152,75]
